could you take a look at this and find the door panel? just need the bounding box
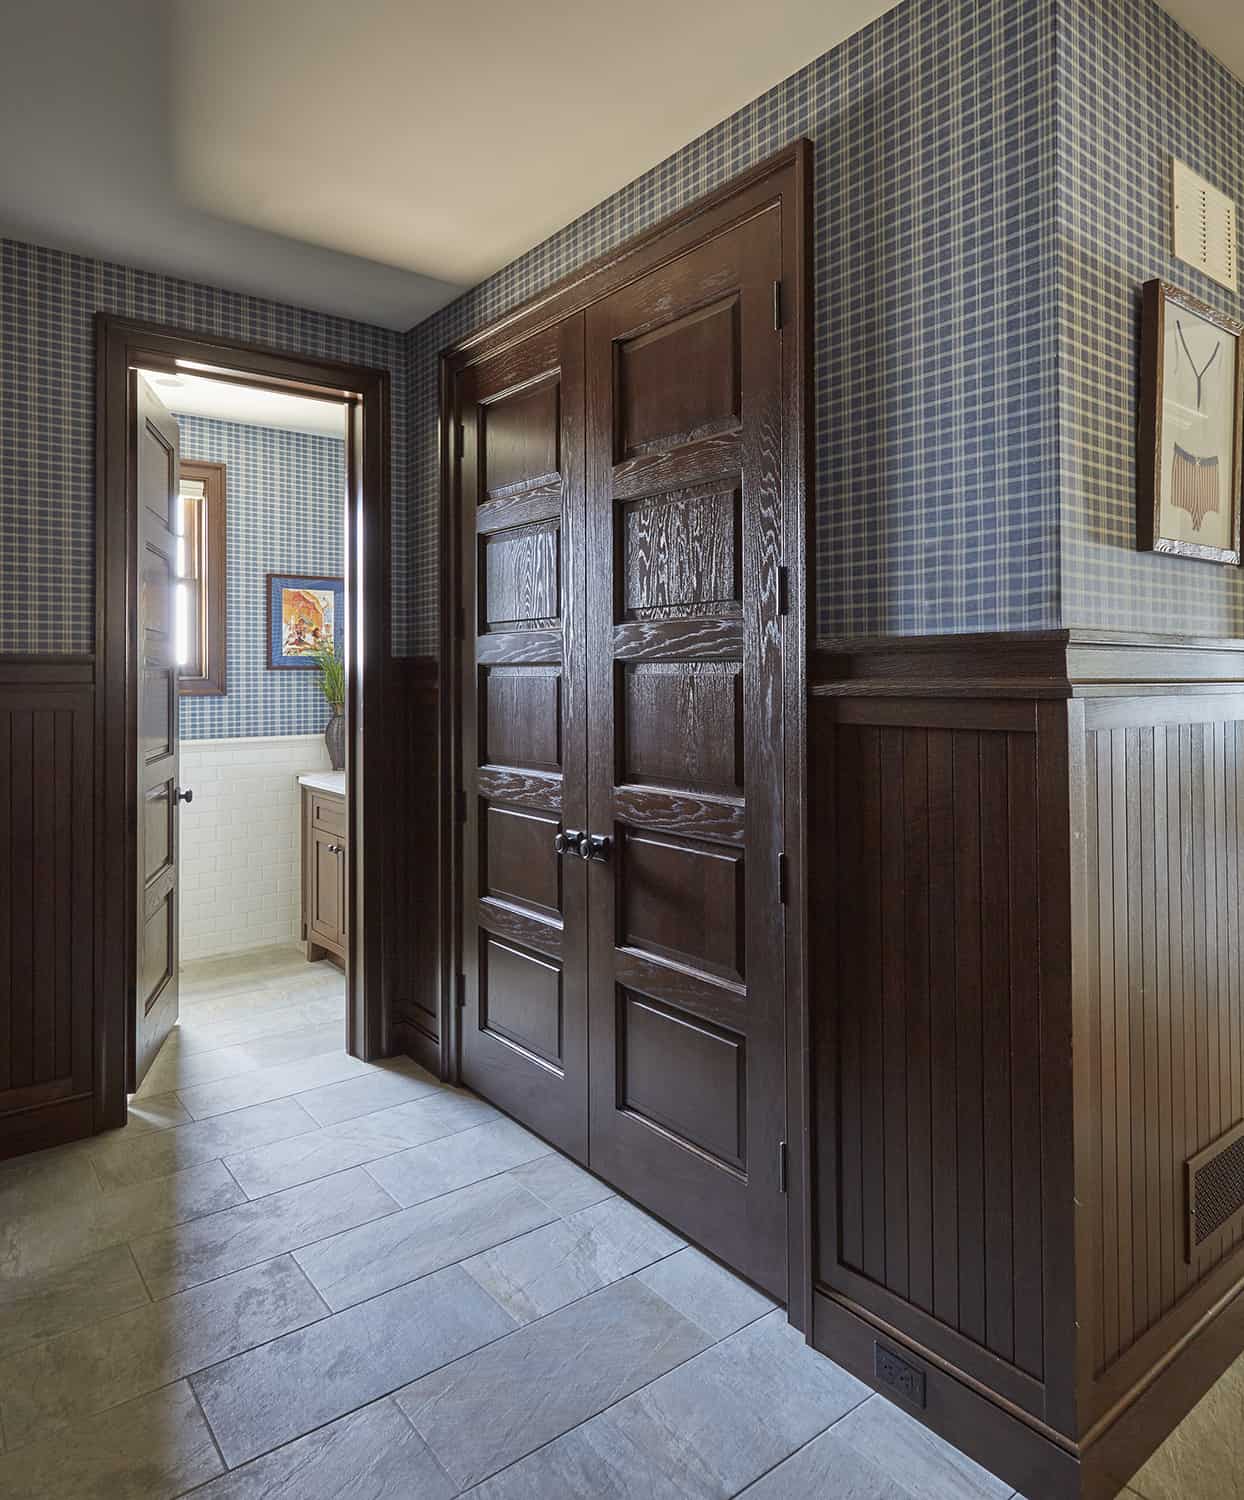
[584,209,788,1296]
[459,318,589,1162]
[133,377,181,1089]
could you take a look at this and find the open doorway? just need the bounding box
[131,368,352,1097]
[96,317,393,1130]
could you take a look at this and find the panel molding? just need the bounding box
[811,629,1244,1499]
[0,660,95,1160]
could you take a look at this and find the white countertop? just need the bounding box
[298,770,345,795]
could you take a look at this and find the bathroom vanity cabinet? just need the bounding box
[299,772,346,965]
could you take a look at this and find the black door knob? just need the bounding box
[175,787,194,805]
[582,833,612,863]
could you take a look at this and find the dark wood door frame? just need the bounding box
[96,315,392,1128]
[438,141,812,1326]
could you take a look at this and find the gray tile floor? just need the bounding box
[0,943,1236,1498]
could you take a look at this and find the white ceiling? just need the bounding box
[140,370,346,438]
[0,1,1239,331]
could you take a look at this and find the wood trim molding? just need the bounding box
[811,628,1244,698]
[0,656,94,685]
[95,315,393,1132]
[176,458,227,697]
[443,141,812,365]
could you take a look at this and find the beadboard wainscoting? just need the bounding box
[179,735,330,962]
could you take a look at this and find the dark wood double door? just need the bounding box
[459,209,789,1297]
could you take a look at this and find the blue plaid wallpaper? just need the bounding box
[0,240,410,655]
[175,416,345,740]
[1057,0,1244,632]
[404,0,1062,648]
[5,0,1240,654]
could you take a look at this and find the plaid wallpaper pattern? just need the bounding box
[405,0,1062,648]
[175,416,345,740]
[7,0,1240,652]
[0,240,408,654]
[1056,0,1244,631]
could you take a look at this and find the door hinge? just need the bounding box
[454,422,465,460]
[456,788,467,824]
[777,565,789,616]
[772,279,783,332]
[778,1140,789,1194]
[778,851,788,905]
[456,972,466,1010]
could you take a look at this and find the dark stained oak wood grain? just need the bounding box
[457,316,590,1162]
[0,668,95,1160]
[809,632,1244,1500]
[621,485,740,620]
[481,522,560,630]
[585,199,789,1302]
[442,144,810,1335]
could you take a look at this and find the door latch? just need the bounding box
[555,828,585,857]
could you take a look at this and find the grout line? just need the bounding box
[386,1396,462,1495]
[223,1109,506,1204]
[216,1155,247,1200]
[124,1241,156,1306]
[177,1248,773,1490]
[433,1293,784,1493]
[9,1139,562,1369]
[185,1374,230,1480]
[8,1135,794,1491]
[729,1387,886,1500]
[161,1053,426,1127]
[286,1248,336,1319]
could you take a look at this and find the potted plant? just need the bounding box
[313,643,345,770]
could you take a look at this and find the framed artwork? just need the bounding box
[1138,279,1244,565]
[266,573,344,669]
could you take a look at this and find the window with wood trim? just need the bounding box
[177,459,227,696]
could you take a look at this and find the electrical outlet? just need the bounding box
[874,1342,927,1409]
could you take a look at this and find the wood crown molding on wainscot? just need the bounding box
[811,628,1244,702]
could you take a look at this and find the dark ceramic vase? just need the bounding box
[324,710,345,771]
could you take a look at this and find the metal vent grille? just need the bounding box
[1187,1121,1244,1260]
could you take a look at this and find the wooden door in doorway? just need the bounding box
[133,376,182,1089]
[457,317,590,1162]
[583,208,789,1297]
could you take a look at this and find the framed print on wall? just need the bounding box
[1138,279,1244,565]
[266,572,344,669]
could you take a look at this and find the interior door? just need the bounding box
[583,209,788,1296]
[133,376,183,1089]
[458,317,590,1161]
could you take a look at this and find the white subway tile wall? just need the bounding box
[179,735,330,963]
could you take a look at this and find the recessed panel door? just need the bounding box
[133,376,182,1089]
[459,316,589,1161]
[584,210,788,1295]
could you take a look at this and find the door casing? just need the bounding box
[439,141,812,1327]
[95,315,393,1126]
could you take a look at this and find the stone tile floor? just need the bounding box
[0,943,1237,1498]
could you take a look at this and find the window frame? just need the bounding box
[177,458,227,697]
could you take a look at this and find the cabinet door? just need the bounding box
[583,209,788,1297]
[310,825,345,951]
[457,315,590,1163]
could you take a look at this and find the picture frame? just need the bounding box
[265,572,345,669]
[1138,279,1244,566]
